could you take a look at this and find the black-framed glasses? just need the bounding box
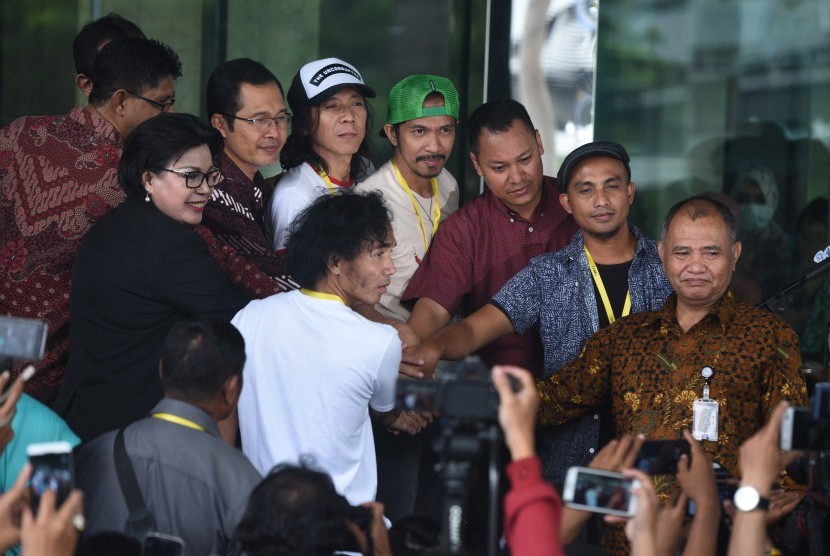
[127,91,176,112]
[152,167,223,189]
[223,113,292,130]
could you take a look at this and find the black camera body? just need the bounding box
[396,356,501,422]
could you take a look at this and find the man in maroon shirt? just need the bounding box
[0,37,181,403]
[402,99,577,377]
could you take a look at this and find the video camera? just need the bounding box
[780,382,830,452]
[395,356,515,423]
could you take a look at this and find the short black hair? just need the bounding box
[467,99,535,156]
[119,113,223,200]
[159,317,246,404]
[73,13,145,78]
[234,463,373,556]
[285,191,391,289]
[279,94,373,181]
[88,37,182,107]
[662,195,738,244]
[206,58,284,131]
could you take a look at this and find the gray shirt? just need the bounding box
[76,398,261,556]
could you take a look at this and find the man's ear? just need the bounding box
[732,240,742,267]
[470,152,483,177]
[210,113,229,137]
[559,192,573,215]
[383,124,397,147]
[109,89,130,116]
[534,129,544,156]
[76,74,93,98]
[223,374,242,406]
[327,255,341,275]
[657,241,665,263]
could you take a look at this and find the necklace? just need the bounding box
[413,193,434,218]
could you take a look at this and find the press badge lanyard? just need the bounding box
[692,366,719,441]
[584,246,632,324]
[391,159,441,252]
[151,413,206,432]
[300,288,345,305]
[314,165,353,195]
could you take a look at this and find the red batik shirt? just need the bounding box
[401,176,578,376]
[0,107,125,403]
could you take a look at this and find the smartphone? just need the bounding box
[562,467,639,517]
[813,382,830,421]
[26,441,74,514]
[143,532,185,556]
[634,439,691,475]
[0,316,48,361]
[780,406,813,451]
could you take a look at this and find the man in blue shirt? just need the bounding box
[403,141,673,487]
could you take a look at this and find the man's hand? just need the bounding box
[400,343,440,379]
[492,365,538,461]
[739,402,799,490]
[0,370,26,453]
[0,463,31,551]
[560,434,645,544]
[388,410,429,436]
[20,487,83,556]
[348,501,393,556]
[677,430,718,508]
[604,469,659,554]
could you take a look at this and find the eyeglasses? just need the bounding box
[152,167,224,189]
[127,91,176,112]
[223,113,292,130]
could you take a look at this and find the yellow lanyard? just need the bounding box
[314,165,352,195]
[391,159,441,252]
[151,412,206,432]
[300,288,345,305]
[584,245,631,325]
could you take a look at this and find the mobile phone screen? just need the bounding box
[634,439,691,475]
[28,447,73,514]
[780,407,813,451]
[0,316,48,361]
[563,467,636,516]
[144,533,185,556]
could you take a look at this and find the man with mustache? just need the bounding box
[360,74,461,322]
[401,99,578,378]
[358,74,461,520]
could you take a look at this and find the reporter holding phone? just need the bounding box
[54,114,250,442]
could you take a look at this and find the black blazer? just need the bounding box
[54,197,251,442]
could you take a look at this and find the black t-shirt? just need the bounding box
[592,260,633,329]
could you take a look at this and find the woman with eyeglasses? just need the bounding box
[269,57,376,255]
[54,113,251,442]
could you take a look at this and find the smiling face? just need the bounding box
[384,96,456,189]
[470,122,544,220]
[659,212,741,311]
[213,81,287,180]
[310,87,368,165]
[559,156,635,240]
[334,229,396,307]
[144,144,216,226]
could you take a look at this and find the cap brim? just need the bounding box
[308,83,376,105]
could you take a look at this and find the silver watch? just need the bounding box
[733,485,771,512]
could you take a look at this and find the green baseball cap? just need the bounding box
[385,74,460,129]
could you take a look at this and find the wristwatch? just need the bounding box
[733,485,771,512]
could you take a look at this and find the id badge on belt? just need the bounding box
[692,366,719,441]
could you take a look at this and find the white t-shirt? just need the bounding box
[360,161,459,321]
[232,290,400,505]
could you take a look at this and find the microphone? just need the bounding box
[804,246,830,281]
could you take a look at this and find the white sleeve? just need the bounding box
[269,183,315,251]
[369,332,401,413]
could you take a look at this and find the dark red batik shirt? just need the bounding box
[0,107,125,403]
[402,176,578,376]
